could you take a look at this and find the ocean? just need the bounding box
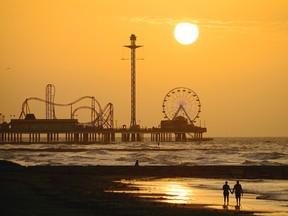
[1,137,287,215]
[0,137,287,166]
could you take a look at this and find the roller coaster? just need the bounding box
[19,84,113,129]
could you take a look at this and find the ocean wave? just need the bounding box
[242,152,286,160]
[242,160,258,165]
[1,137,288,166]
[259,160,284,166]
[115,157,128,162]
[37,153,50,157]
[256,194,288,202]
[195,156,206,161]
[1,148,89,153]
[242,159,286,166]
[88,149,109,155]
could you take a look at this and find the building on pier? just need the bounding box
[0,114,209,144]
[0,114,115,144]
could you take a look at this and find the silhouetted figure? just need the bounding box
[232,180,243,206]
[222,181,232,205]
[135,160,139,166]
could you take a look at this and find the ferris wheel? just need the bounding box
[162,87,201,124]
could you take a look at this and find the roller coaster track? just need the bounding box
[19,96,114,128]
[72,106,99,126]
[71,103,114,128]
[72,103,114,128]
[97,103,114,128]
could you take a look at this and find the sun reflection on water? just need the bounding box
[108,179,196,204]
[163,184,195,204]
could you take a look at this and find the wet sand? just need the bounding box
[1,161,287,215]
[113,178,288,216]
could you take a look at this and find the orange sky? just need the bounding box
[1,0,287,137]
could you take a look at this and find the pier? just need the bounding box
[0,118,208,144]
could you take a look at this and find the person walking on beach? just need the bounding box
[135,160,139,166]
[232,180,243,206]
[222,181,232,205]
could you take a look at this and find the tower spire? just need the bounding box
[124,34,142,128]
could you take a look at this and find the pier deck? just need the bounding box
[0,118,209,144]
[0,127,209,144]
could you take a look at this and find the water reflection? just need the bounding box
[163,184,194,204]
[110,179,196,204]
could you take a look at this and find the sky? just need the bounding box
[0,0,287,137]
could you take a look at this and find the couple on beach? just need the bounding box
[222,180,243,206]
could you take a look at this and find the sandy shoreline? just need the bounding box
[1,161,287,215]
[3,162,287,179]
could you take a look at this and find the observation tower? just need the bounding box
[124,34,142,128]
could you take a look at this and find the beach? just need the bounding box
[1,161,287,216]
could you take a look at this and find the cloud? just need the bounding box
[117,16,288,34]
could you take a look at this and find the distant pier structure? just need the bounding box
[0,35,211,144]
[0,85,209,144]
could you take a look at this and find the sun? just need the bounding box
[174,22,199,45]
